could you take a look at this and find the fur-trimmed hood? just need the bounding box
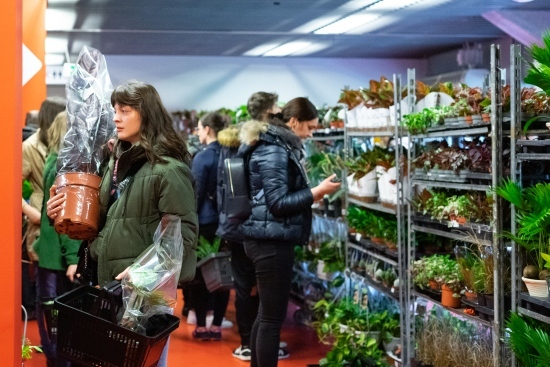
[239,119,302,150]
[217,124,241,148]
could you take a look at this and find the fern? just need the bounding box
[507,312,550,367]
[525,29,550,94]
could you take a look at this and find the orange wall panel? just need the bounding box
[0,0,22,365]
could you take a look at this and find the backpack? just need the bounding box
[222,157,263,220]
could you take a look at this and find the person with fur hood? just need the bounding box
[237,97,340,367]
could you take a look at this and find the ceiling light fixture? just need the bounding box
[263,41,314,57]
[243,43,285,56]
[512,0,534,2]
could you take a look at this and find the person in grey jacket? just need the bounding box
[238,97,340,367]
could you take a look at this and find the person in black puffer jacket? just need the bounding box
[238,97,341,367]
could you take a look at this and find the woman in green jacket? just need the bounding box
[47,81,198,367]
[34,110,80,367]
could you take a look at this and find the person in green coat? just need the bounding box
[47,81,198,367]
[33,110,80,367]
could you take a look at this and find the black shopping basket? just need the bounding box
[196,252,233,292]
[54,283,180,367]
[42,298,58,343]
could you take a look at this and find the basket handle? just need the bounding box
[89,280,122,324]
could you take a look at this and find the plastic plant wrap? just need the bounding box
[58,46,115,175]
[120,215,184,335]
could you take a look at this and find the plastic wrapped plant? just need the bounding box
[57,45,115,175]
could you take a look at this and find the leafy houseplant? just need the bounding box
[507,312,550,367]
[524,29,550,95]
[22,338,42,362]
[495,180,550,280]
[196,236,221,259]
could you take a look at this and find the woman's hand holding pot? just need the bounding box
[311,174,341,201]
[46,185,66,219]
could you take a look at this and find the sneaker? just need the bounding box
[210,329,222,341]
[278,348,290,360]
[221,318,233,329]
[232,346,252,361]
[192,329,210,341]
[187,310,197,325]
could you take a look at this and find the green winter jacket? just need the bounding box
[33,153,80,270]
[89,144,198,286]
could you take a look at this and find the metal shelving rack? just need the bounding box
[509,43,550,367]
[404,46,506,367]
[342,72,410,365]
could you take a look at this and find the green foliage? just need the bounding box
[22,179,33,200]
[346,146,393,180]
[402,107,446,134]
[495,180,550,272]
[22,338,42,360]
[507,312,550,367]
[196,236,221,259]
[524,29,550,95]
[413,254,463,292]
[317,240,346,274]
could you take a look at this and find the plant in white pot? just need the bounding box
[496,180,550,297]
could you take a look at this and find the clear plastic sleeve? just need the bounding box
[119,215,184,335]
[58,46,115,175]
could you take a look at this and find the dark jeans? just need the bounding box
[36,266,74,366]
[192,222,230,328]
[244,239,294,367]
[227,239,259,347]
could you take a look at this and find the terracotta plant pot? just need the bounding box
[54,172,101,241]
[428,280,440,291]
[464,290,477,303]
[441,284,461,308]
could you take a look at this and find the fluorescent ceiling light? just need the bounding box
[367,0,421,11]
[45,53,66,65]
[512,0,533,2]
[243,43,283,56]
[347,15,398,34]
[291,43,330,56]
[315,13,379,34]
[263,41,313,57]
[293,16,342,34]
[45,8,77,30]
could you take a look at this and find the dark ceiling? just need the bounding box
[46,0,550,60]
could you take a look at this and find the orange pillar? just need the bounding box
[22,0,47,124]
[0,0,22,365]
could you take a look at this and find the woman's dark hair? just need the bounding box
[111,80,191,166]
[38,96,66,146]
[200,112,226,135]
[247,92,278,122]
[269,97,317,125]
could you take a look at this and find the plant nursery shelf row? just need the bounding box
[347,241,398,267]
[516,139,550,146]
[410,126,489,139]
[347,197,397,215]
[356,271,399,301]
[411,224,492,247]
[346,129,395,137]
[306,135,345,142]
[412,290,492,328]
[411,179,491,192]
[518,292,550,325]
[516,153,550,161]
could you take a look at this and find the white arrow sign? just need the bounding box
[22,44,43,86]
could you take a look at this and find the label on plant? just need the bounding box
[356,233,362,242]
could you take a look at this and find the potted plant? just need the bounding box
[54,46,115,240]
[495,180,550,297]
[438,259,463,308]
[507,312,550,367]
[315,240,346,281]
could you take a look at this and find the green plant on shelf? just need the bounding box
[524,28,550,95]
[345,146,390,182]
[495,180,550,280]
[507,312,550,367]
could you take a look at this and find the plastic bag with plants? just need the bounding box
[119,215,184,335]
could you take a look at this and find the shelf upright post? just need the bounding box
[509,43,522,367]
[490,44,505,367]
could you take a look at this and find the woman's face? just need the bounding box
[114,103,142,144]
[289,117,318,140]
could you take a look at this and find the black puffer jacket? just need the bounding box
[238,120,313,245]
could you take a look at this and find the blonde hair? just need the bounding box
[47,110,68,154]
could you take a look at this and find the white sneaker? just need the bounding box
[232,346,252,361]
[206,315,233,328]
[186,310,196,325]
[279,341,288,349]
[278,348,290,360]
